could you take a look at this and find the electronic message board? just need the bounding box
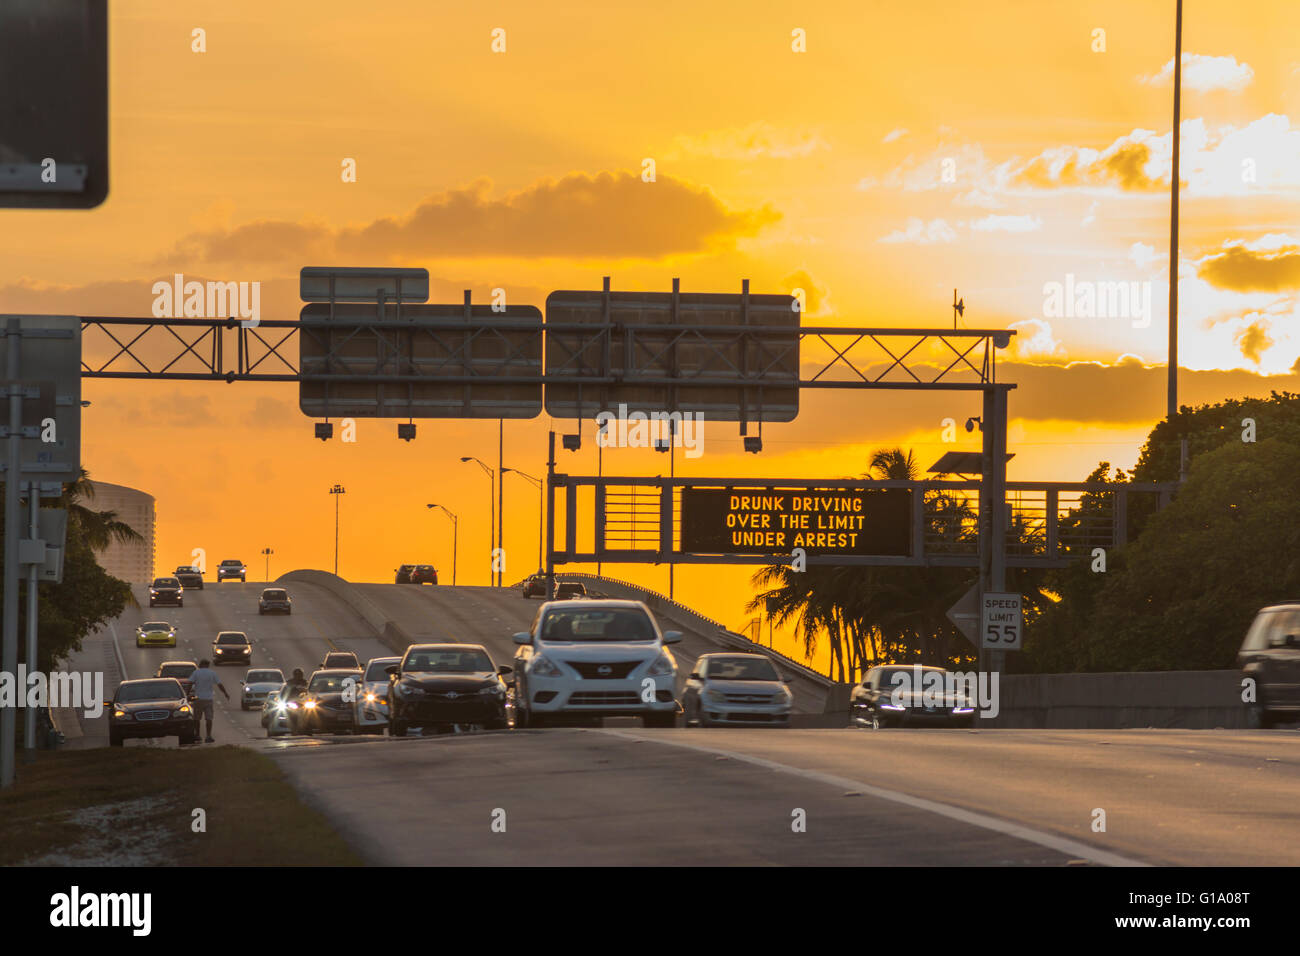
[679,487,912,557]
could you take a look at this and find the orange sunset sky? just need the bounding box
[4,1,1300,671]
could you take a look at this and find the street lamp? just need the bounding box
[328,484,346,576]
[502,467,543,574]
[261,547,274,582]
[460,457,495,586]
[427,504,458,586]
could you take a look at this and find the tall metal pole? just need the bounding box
[668,423,675,601]
[545,431,556,599]
[1167,0,1183,420]
[596,440,602,578]
[497,419,504,587]
[451,512,458,586]
[3,318,23,786]
[25,489,39,752]
[329,484,345,575]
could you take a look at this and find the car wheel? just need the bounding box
[240,702,249,711]
[1246,703,1273,729]
[389,718,407,737]
[178,600,183,607]
[643,711,677,728]
[109,729,123,747]
[179,730,197,746]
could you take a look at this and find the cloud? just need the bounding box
[671,122,829,159]
[1006,318,1063,359]
[781,269,834,318]
[159,172,780,266]
[969,214,1042,233]
[1140,53,1254,93]
[1011,131,1167,192]
[1129,242,1158,270]
[882,128,908,144]
[1197,237,1300,291]
[1235,321,1273,363]
[877,217,957,245]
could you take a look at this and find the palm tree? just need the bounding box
[60,469,142,550]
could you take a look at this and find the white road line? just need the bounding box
[106,621,127,680]
[600,729,1150,868]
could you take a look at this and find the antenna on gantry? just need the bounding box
[952,289,965,329]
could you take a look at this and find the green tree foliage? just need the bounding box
[1023,392,1300,672]
[0,470,137,672]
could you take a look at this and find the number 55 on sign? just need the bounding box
[981,592,1022,650]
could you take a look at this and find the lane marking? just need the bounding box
[599,729,1150,868]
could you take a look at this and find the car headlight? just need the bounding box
[478,681,504,696]
[286,701,299,710]
[365,692,376,703]
[529,656,562,678]
[176,705,191,715]
[113,709,128,719]
[952,706,975,715]
[304,700,317,709]
[880,703,906,711]
[646,655,675,677]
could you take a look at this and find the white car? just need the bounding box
[240,668,285,711]
[512,599,682,728]
[682,653,793,727]
[262,684,296,736]
[354,656,400,734]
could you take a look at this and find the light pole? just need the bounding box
[261,547,274,582]
[460,457,494,585]
[503,467,543,573]
[427,504,458,586]
[328,484,346,576]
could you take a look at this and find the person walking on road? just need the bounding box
[188,659,230,743]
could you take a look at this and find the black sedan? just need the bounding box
[394,564,415,584]
[258,587,292,615]
[148,576,184,608]
[388,643,511,736]
[212,630,252,665]
[521,573,546,598]
[849,664,977,728]
[292,669,363,735]
[410,565,438,585]
[108,678,198,746]
[174,565,204,589]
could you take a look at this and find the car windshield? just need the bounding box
[247,670,282,683]
[175,567,195,573]
[707,657,779,681]
[154,579,179,587]
[217,634,248,645]
[873,666,945,687]
[222,560,242,566]
[540,608,655,642]
[119,680,184,702]
[141,622,170,631]
[326,654,357,666]
[399,565,414,571]
[158,665,193,678]
[365,660,398,681]
[309,673,358,692]
[262,590,287,600]
[403,649,493,673]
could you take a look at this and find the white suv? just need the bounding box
[512,600,682,728]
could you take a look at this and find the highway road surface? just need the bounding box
[74,579,1300,866]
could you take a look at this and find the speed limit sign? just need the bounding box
[981,592,1022,649]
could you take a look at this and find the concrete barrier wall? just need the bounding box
[820,669,1247,729]
[279,569,411,654]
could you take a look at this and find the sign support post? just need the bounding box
[2,319,21,787]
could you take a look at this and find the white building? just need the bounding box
[89,482,155,584]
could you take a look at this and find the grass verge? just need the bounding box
[0,744,362,866]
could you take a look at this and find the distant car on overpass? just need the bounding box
[173,565,204,589]
[217,559,246,582]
